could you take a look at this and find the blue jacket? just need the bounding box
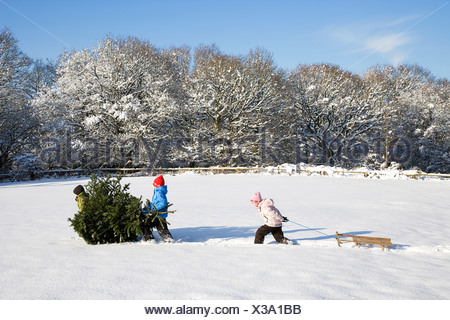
[148,185,169,219]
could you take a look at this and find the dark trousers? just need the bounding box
[255,225,289,244]
[142,215,173,241]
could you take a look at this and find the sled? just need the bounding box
[336,232,393,251]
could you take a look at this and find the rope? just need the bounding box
[287,219,331,237]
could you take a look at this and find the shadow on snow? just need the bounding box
[171,225,257,243]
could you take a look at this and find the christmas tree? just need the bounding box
[68,174,143,244]
[142,199,174,227]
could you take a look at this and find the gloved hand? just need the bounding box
[282,216,289,222]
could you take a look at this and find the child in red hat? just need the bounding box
[251,192,292,245]
[141,175,173,242]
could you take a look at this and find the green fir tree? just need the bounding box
[68,174,143,244]
[142,199,173,228]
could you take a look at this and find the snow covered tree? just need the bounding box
[421,79,450,173]
[286,64,379,166]
[33,36,188,169]
[0,29,39,175]
[395,78,450,172]
[24,59,56,99]
[68,174,143,244]
[362,64,435,169]
[179,45,284,166]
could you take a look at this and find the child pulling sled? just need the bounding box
[251,192,293,245]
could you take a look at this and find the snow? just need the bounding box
[0,173,449,300]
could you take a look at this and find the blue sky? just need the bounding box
[1,0,449,79]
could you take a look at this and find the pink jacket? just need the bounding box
[257,198,283,227]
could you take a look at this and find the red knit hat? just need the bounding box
[153,175,165,187]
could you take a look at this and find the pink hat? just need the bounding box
[251,192,262,203]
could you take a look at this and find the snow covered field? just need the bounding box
[0,173,449,300]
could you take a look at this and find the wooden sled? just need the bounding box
[336,232,393,251]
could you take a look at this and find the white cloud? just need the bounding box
[364,33,411,54]
[328,16,416,66]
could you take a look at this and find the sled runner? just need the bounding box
[336,232,393,251]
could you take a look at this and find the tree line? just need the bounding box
[1,29,449,179]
